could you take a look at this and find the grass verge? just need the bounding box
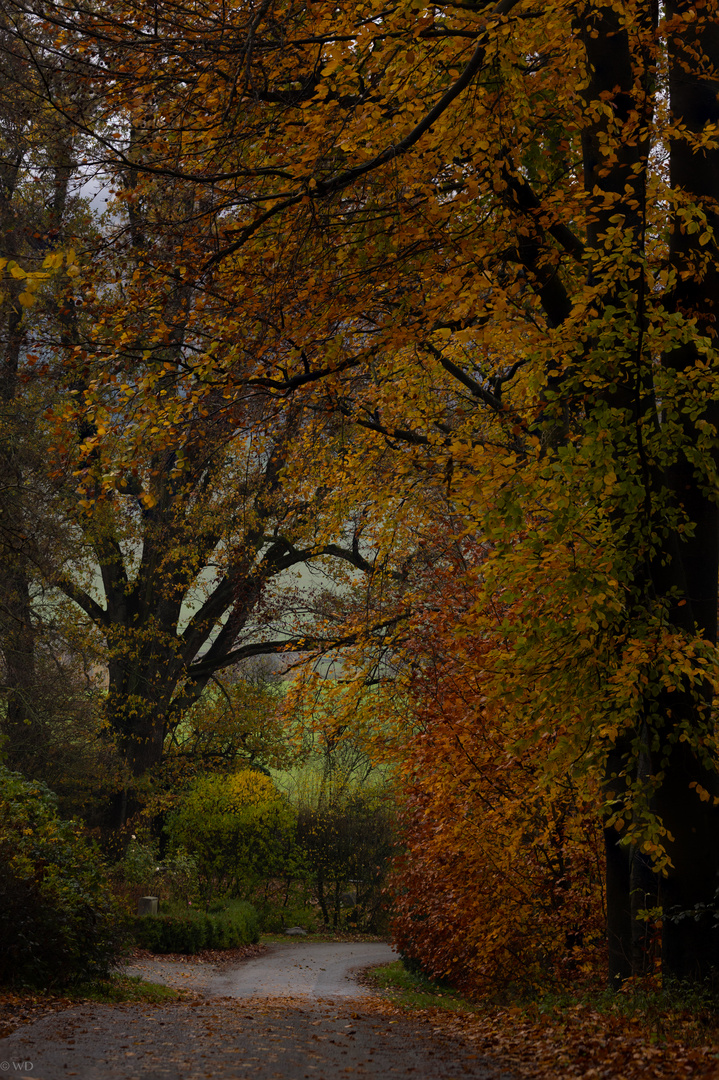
[361,962,719,1079]
[362,960,474,1012]
[0,975,183,1040]
[65,973,183,1004]
[366,959,719,1043]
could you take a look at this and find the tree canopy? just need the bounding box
[2,0,719,986]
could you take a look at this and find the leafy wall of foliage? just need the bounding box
[0,765,125,986]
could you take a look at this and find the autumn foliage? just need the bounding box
[3,0,719,996]
[339,535,598,994]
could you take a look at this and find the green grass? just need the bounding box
[64,974,183,1004]
[518,980,716,1028]
[363,960,475,1012]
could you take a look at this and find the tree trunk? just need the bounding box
[653,1,719,982]
[604,741,633,987]
[0,259,40,770]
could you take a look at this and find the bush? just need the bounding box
[297,790,396,931]
[259,904,320,934]
[0,764,125,987]
[121,837,161,888]
[166,770,299,904]
[116,839,200,909]
[133,900,259,953]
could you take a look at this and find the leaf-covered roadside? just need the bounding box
[0,944,264,1039]
[128,943,267,967]
[0,990,77,1041]
[0,977,183,1040]
[363,964,719,1078]
[367,995,719,1079]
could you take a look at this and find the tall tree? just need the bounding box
[10,0,719,983]
[0,11,87,771]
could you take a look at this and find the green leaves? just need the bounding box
[0,766,124,986]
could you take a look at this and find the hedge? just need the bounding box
[133,901,259,953]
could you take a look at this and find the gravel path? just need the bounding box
[125,941,396,999]
[0,944,515,1080]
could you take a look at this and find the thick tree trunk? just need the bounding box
[580,4,658,985]
[106,653,179,829]
[656,738,719,980]
[654,1,719,982]
[578,0,719,987]
[0,559,39,768]
[630,732,660,977]
[0,277,40,770]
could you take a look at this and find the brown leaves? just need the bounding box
[0,989,77,1039]
[372,999,719,1080]
[384,534,606,996]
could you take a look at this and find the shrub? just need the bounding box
[0,764,125,986]
[297,790,396,931]
[117,839,199,909]
[166,770,299,904]
[121,837,161,888]
[259,904,320,934]
[133,900,259,953]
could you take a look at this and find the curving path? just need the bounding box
[0,943,515,1080]
[127,941,396,1000]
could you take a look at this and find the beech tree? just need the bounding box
[0,63,376,827]
[0,13,96,776]
[8,0,719,984]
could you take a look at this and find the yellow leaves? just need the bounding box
[321,56,342,78]
[689,781,714,804]
[0,250,78,308]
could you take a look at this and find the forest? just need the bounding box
[1,0,719,1024]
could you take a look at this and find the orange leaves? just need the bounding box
[367,532,609,996]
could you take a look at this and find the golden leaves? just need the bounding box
[0,251,78,308]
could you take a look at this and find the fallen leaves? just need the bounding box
[0,989,77,1039]
[365,996,719,1080]
[127,942,267,968]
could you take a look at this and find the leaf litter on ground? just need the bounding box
[361,964,719,1079]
